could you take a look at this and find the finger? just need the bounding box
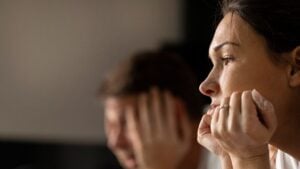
[197,114,212,142]
[197,115,217,149]
[211,106,220,138]
[164,91,177,139]
[138,93,151,141]
[219,97,230,136]
[207,106,214,115]
[251,89,277,132]
[241,90,268,139]
[198,114,225,156]
[125,104,142,148]
[151,87,164,138]
[228,92,242,132]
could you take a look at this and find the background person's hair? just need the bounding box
[221,0,300,54]
[99,50,207,120]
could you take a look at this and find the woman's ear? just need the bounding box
[288,46,300,87]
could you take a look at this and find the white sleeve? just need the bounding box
[276,150,300,169]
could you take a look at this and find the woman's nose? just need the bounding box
[199,77,219,97]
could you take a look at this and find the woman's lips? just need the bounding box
[210,103,219,109]
[207,104,220,115]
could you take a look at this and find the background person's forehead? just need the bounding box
[104,96,137,119]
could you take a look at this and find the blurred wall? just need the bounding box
[0,0,182,144]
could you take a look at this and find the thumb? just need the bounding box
[197,114,225,156]
[251,89,277,132]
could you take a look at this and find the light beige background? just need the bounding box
[0,0,182,144]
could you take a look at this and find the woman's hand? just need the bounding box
[197,106,233,169]
[125,88,192,169]
[210,89,277,168]
[198,107,228,156]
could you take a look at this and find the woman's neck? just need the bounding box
[271,105,300,160]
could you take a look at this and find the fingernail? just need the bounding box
[252,89,274,111]
[252,89,264,108]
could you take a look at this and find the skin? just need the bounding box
[197,13,300,169]
[104,88,201,169]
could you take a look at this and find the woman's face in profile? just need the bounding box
[199,13,288,116]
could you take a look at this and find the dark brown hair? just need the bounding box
[221,0,300,54]
[99,50,207,120]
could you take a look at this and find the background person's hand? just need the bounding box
[126,88,192,169]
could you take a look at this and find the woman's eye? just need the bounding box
[221,56,234,65]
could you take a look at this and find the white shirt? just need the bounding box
[276,150,300,169]
[197,149,221,169]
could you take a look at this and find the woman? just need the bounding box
[197,0,300,169]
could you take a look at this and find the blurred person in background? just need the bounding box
[98,50,219,169]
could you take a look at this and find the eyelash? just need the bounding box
[221,55,235,65]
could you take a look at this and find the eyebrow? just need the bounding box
[213,41,240,51]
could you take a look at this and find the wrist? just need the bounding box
[230,150,270,169]
[232,144,269,159]
[219,154,233,169]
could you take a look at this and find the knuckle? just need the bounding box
[211,128,221,139]
[220,128,230,140]
[241,90,252,100]
[228,122,238,133]
[231,91,241,98]
[217,125,229,139]
[242,122,254,136]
